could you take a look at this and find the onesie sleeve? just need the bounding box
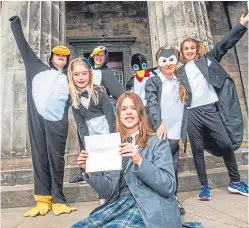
[10,15,47,77]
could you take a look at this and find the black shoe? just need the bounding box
[69,173,84,183]
[177,200,185,215]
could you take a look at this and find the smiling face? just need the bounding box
[157,49,178,77]
[181,40,197,62]
[52,54,67,70]
[93,50,106,67]
[119,97,139,133]
[72,64,90,92]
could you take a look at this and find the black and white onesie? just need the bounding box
[10,16,69,203]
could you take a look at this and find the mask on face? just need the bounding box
[157,49,179,67]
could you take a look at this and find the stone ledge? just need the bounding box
[1,165,248,208]
[1,146,248,171]
[1,150,248,186]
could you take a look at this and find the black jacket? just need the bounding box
[178,23,247,152]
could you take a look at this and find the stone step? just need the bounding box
[1,165,248,208]
[2,143,248,171]
[1,152,79,171]
[1,149,248,186]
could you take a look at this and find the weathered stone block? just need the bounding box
[12,110,27,156]
[2,71,14,112]
[1,112,13,156]
[1,171,15,186]
[29,1,41,31]
[41,2,52,35]
[52,3,59,39]
[15,169,34,185]
[13,70,27,110]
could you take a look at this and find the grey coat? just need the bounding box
[178,23,247,152]
[85,136,182,228]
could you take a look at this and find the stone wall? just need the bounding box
[206,1,248,139]
[65,1,152,67]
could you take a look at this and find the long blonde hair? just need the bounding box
[116,92,155,148]
[68,58,100,108]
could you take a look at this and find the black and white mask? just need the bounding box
[157,49,178,67]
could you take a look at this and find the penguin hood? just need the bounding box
[131,53,147,72]
[88,46,108,68]
[49,46,70,70]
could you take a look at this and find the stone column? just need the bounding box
[147,1,213,65]
[1,1,66,157]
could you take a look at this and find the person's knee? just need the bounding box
[220,139,233,153]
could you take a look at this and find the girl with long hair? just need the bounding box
[178,14,249,201]
[68,58,115,204]
[72,92,203,228]
[145,47,188,215]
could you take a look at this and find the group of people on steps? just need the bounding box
[9,13,249,228]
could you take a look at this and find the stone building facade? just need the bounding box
[1,1,248,158]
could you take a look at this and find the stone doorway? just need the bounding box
[67,37,136,87]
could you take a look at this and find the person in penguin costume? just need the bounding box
[126,53,155,110]
[9,15,76,217]
[88,46,125,99]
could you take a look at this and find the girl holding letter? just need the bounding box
[72,92,203,228]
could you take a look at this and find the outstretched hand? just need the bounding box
[240,13,249,25]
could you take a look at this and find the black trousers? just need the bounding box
[187,103,240,186]
[29,111,68,204]
[168,139,180,196]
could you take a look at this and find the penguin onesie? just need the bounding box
[10,15,76,217]
[126,53,155,108]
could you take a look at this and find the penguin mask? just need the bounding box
[131,53,148,78]
[157,49,179,68]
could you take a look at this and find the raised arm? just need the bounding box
[102,69,125,99]
[145,77,162,131]
[133,139,176,198]
[9,16,46,74]
[208,14,248,62]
